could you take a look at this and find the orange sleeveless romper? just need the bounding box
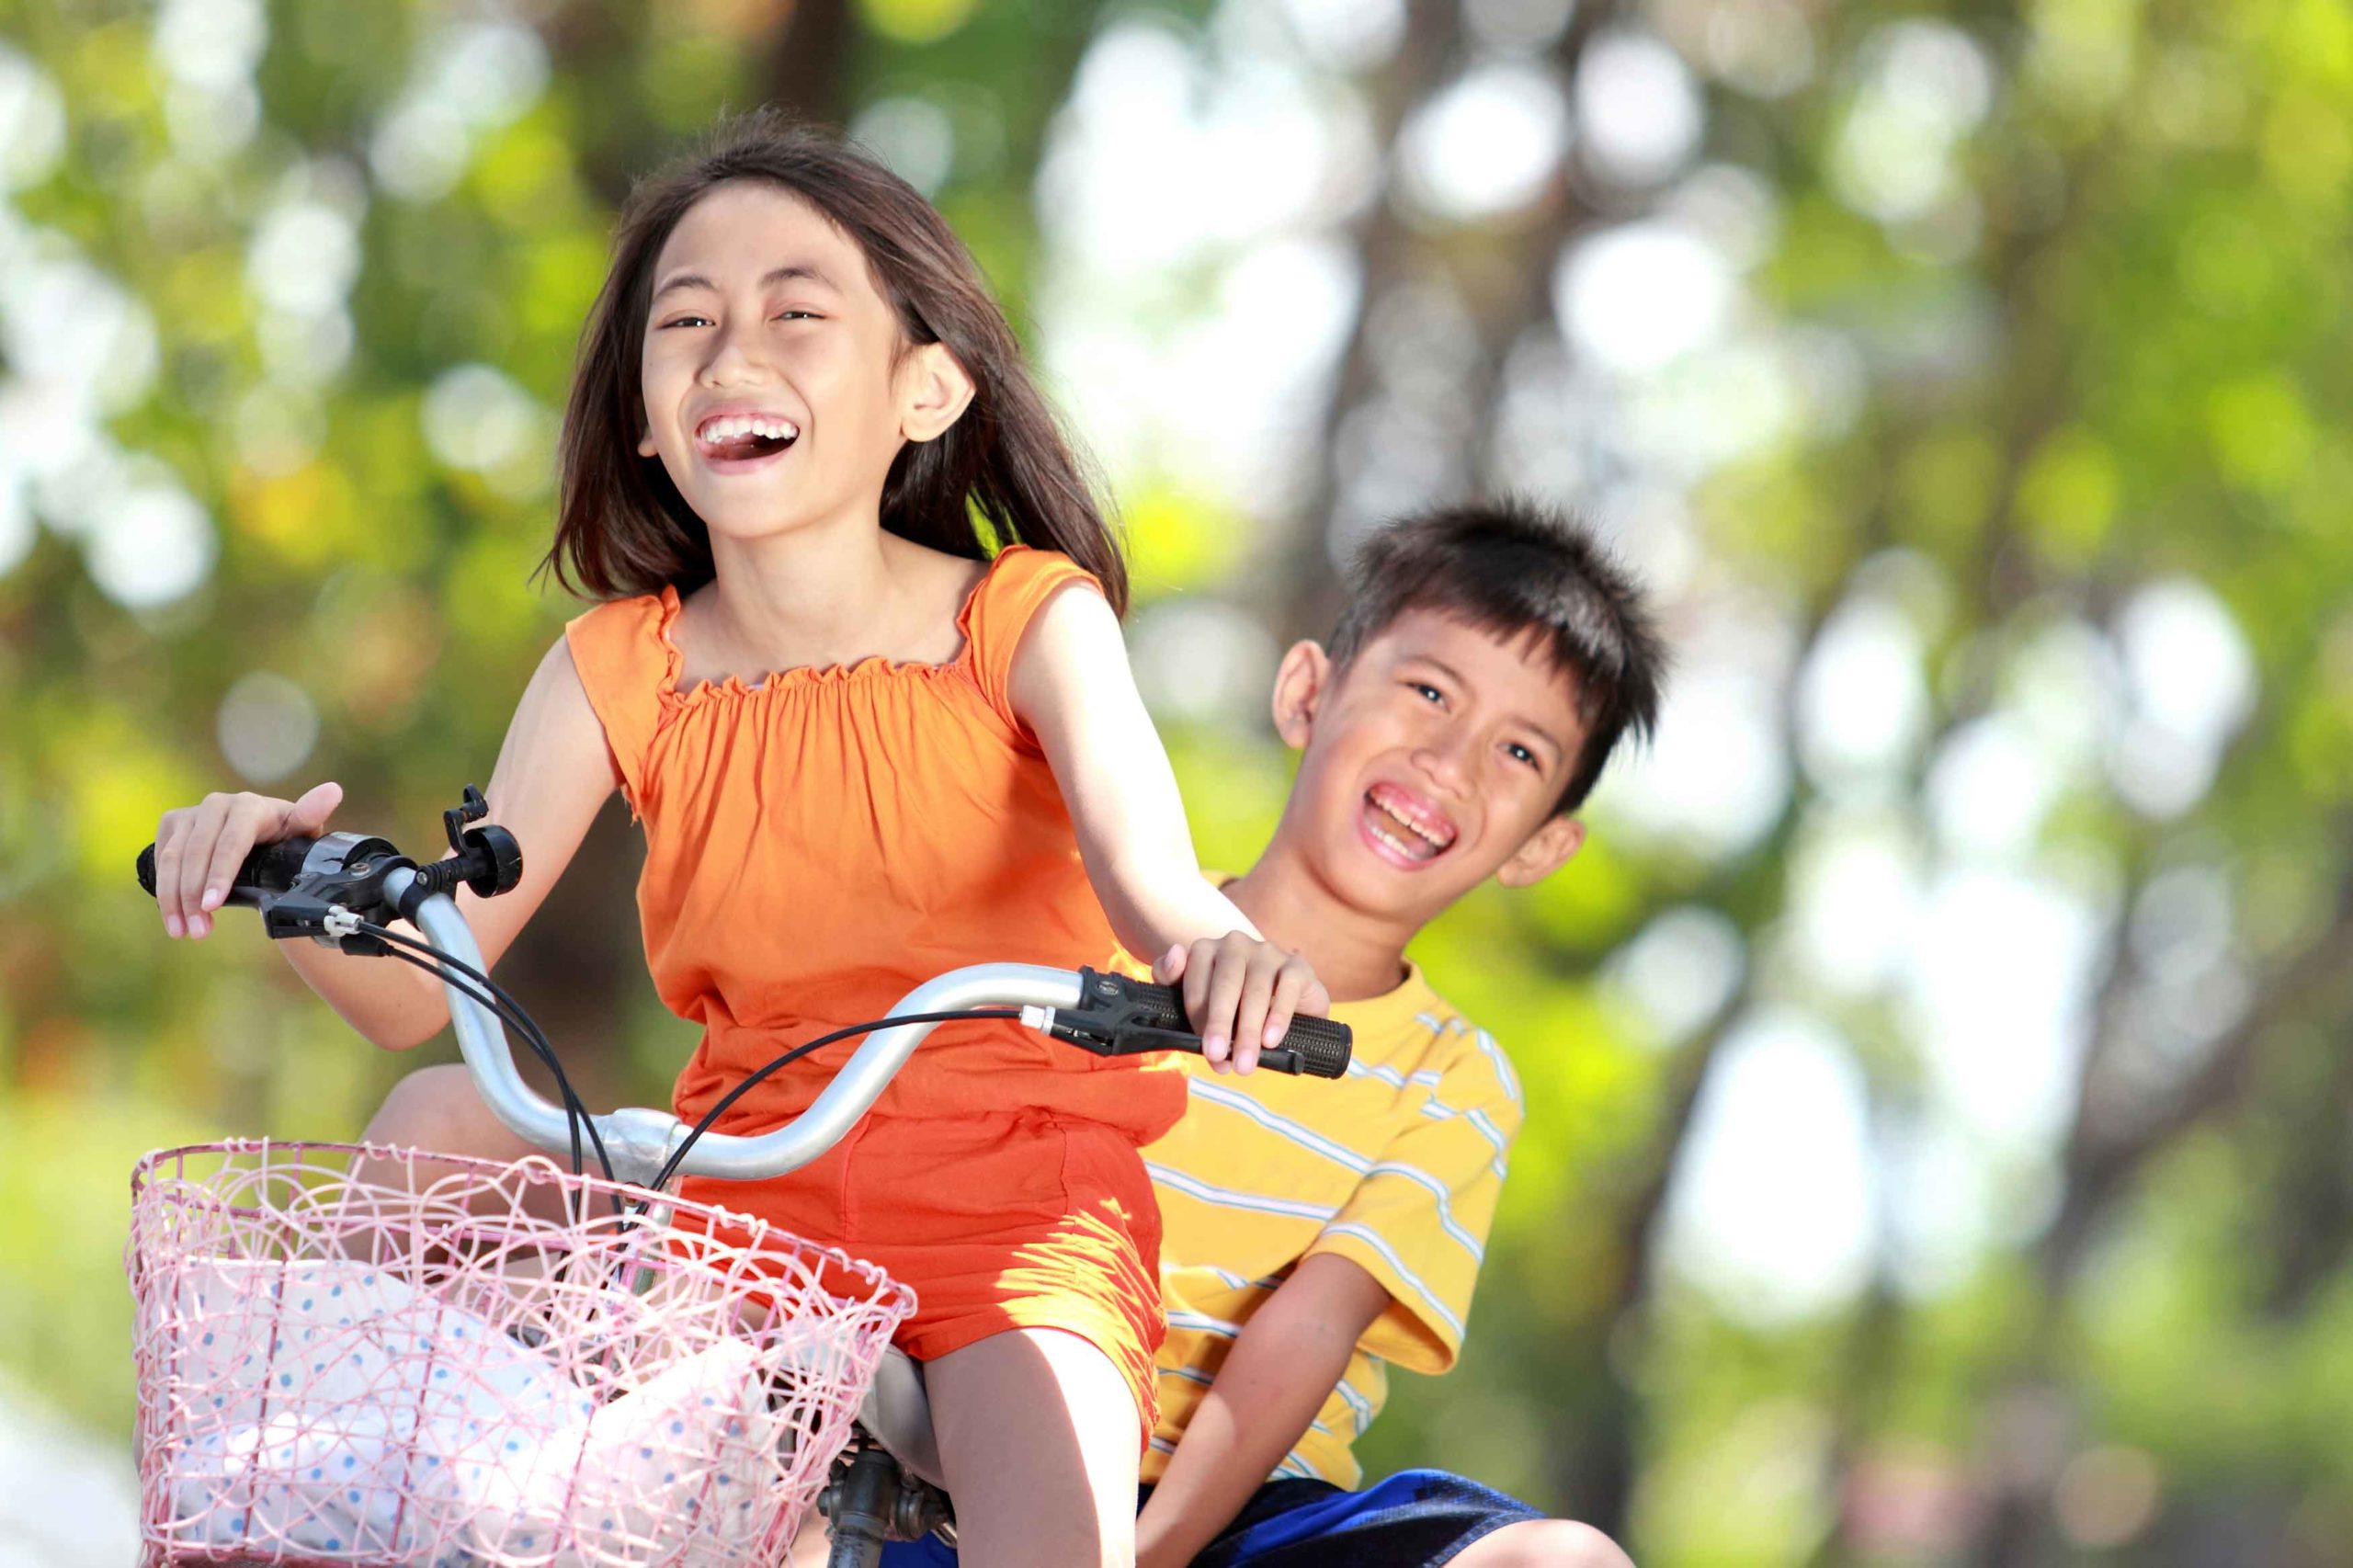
[563,545,1187,1441]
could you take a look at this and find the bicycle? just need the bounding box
[131,787,1351,1568]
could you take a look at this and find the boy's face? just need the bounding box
[1272,608,1591,927]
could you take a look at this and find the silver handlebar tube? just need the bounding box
[391,869,1087,1188]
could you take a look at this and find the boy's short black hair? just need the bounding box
[1327,499,1666,813]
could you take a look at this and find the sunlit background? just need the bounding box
[5,0,2351,1562]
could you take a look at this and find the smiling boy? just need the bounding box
[882,499,1664,1567]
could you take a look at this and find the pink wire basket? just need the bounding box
[127,1141,918,1568]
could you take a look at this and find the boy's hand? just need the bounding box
[1154,935,1331,1074]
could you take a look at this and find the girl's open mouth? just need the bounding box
[1358,783,1458,869]
[694,413,801,467]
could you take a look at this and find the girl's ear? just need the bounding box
[638,425,659,458]
[1270,641,1332,752]
[899,342,977,444]
[1495,814,1586,889]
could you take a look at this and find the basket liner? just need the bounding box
[127,1141,917,1568]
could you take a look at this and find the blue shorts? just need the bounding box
[876,1470,1542,1566]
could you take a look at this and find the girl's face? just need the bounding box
[636,180,969,546]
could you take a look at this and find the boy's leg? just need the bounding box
[1176,1470,1630,1568]
[923,1326,1141,1568]
[1449,1519,1632,1568]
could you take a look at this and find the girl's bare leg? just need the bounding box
[924,1327,1140,1568]
[351,1062,574,1227]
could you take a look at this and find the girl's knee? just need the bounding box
[1460,1518,1635,1568]
[365,1062,517,1156]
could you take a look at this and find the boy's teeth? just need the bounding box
[1372,791,1450,849]
[1367,794,1445,861]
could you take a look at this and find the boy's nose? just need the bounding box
[1411,735,1475,794]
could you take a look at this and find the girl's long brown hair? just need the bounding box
[544,110,1127,614]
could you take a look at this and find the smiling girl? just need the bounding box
[150,112,1325,1566]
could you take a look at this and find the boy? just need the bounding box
[891,498,1663,1567]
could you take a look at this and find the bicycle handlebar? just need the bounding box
[137,835,323,906]
[401,867,1096,1185]
[135,821,1353,1188]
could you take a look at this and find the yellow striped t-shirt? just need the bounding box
[1140,963,1522,1488]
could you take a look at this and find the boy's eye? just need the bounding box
[1408,682,1444,706]
[1505,742,1539,768]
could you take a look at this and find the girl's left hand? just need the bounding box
[1153,935,1331,1074]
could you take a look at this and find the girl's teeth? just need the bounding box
[700,416,797,442]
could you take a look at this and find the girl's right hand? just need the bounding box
[153,781,344,939]
[1153,933,1332,1075]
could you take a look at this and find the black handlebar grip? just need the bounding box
[1112,977,1193,1036]
[1116,978,1354,1078]
[135,835,318,903]
[1269,1014,1354,1079]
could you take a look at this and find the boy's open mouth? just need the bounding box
[695,412,801,463]
[1360,782,1458,867]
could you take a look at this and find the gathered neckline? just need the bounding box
[651,550,1006,707]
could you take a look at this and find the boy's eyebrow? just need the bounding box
[1404,651,1574,766]
[651,262,842,301]
[1518,715,1572,765]
[1410,653,1471,688]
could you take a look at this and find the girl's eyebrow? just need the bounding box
[653,262,842,301]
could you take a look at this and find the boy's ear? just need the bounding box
[899,342,977,444]
[1270,640,1333,752]
[1495,813,1586,889]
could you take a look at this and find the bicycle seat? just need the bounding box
[858,1346,946,1488]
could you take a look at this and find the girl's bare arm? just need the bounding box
[1010,584,1328,1069]
[153,637,620,1051]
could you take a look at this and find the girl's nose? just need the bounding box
[699,320,771,386]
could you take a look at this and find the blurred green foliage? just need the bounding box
[5,0,2353,1563]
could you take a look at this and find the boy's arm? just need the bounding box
[1134,1254,1391,1568]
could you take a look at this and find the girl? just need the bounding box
[150,112,1324,1567]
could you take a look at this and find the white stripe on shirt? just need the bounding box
[1332,1375,1376,1433]
[1361,1161,1487,1262]
[1319,1221,1467,1341]
[1148,1163,1344,1225]
[1473,1028,1522,1107]
[1187,1078,1373,1174]
[1165,1308,1242,1339]
[1349,1061,1446,1091]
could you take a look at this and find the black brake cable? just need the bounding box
[371,950,601,1176]
[354,903,1040,1221]
[648,1008,1021,1194]
[362,925,618,1194]
[369,950,618,1221]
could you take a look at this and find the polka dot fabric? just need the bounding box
[128,1141,915,1566]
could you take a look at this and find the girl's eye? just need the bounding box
[772,310,819,323]
[660,314,712,330]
